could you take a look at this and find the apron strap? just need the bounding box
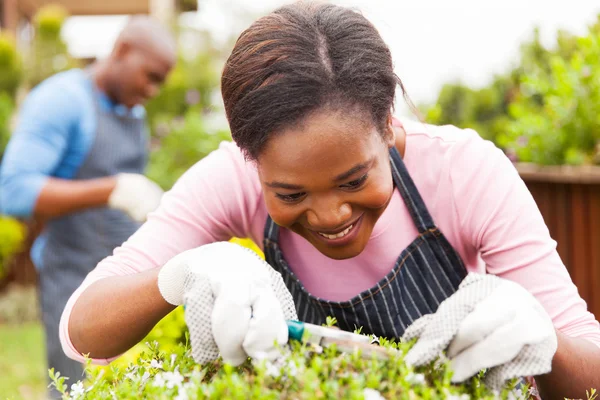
[389,146,436,234]
[264,215,281,243]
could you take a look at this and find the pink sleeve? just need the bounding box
[449,131,600,347]
[59,142,263,363]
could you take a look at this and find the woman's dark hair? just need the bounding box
[221,1,411,161]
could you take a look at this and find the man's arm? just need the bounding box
[0,79,118,219]
[33,176,117,218]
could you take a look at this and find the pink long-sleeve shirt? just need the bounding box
[60,117,600,364]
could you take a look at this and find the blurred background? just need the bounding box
[2,0,600,398]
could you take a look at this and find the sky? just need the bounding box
[62,0,600,110]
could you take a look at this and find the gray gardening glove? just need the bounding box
[401,273,557,391]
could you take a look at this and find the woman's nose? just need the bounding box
[306,198,352,230]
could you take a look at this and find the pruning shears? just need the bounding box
[286,320,396,360]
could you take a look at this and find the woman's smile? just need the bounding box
[308,214,365,247]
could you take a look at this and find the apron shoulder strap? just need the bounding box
[389,146,437,234]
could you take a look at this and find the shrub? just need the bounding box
[146,110,231,190]
[51,322,531,400]
[26,5,79,89]
[0,32,23,99]
[0,216,26,281]
[498,18,600,165]
[0,92,14,158]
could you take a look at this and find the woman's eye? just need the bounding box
[275,192,306,203]
[340,174,368,189]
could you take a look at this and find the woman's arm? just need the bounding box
[447,130,600,398]
[60,142,264,363]
[67,268,174,358]
[536,331,600,399]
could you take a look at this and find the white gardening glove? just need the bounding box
[157,242,298,366]
[107,173,164,222]
[402,273,557,391]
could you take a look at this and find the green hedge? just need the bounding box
[51,318,531,400]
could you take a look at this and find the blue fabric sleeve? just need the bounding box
[0,75,89,217]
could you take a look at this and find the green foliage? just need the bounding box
[0,92,14,157]
[0,33,23,98]
[144,27,230,190]
[51,328,531,400]
[499,17,600,165]
[26,5,79,89]
[423,75,515,143]
[145,51,221,129]
[0,216,26,280]
[146,110,231,190]
[34,4,68,40]
[425,16,600,166]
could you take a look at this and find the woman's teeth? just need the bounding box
[318,224,353,240]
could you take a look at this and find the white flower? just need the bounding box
[124,371,136,381]
[163,371,185,389]
[363,388,385,400]
[446,395,470,400]
[265,360,281,378]
[528,387,539,398]
[153,373,166,388]
[141,371,151,384]
[174,389,189,400]
[286,360,298,377]
[171,354,177,366]
[150,359,163,369]
[507,389,522,400]
[405,372,425,386]
[70,381,85,399]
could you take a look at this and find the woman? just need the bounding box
[60,2,600,398]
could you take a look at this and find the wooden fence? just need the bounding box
[3,165,600,320]
[517,164,600,320]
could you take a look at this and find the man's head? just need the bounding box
[103,16,177,108]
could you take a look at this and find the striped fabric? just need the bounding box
[39,87,146,392]
[263,147,468,340]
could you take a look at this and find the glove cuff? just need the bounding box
[107,173,130,210]
[157,259,188,306]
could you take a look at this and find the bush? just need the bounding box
[0,92,14,158]
[0,32,23,99]
[51,321,531,400]
[0,216,26,281]
[424,18,600,166]
[26,5,79,89]
[146,110,231,190]
[498,18,600,165]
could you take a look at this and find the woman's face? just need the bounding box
[257,109,395,260]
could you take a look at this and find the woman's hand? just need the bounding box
[402,273,557,390]
[157,242,298,365]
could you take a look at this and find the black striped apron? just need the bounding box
[263,147,468,339]
[39,80,146,394]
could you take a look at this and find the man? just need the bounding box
[0,16,176,395]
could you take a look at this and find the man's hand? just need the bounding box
[108,173,164,222]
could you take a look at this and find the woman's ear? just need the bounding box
[383,114,396,148]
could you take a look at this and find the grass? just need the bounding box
[0,322,47,400]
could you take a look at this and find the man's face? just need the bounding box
[112,43,175,108]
